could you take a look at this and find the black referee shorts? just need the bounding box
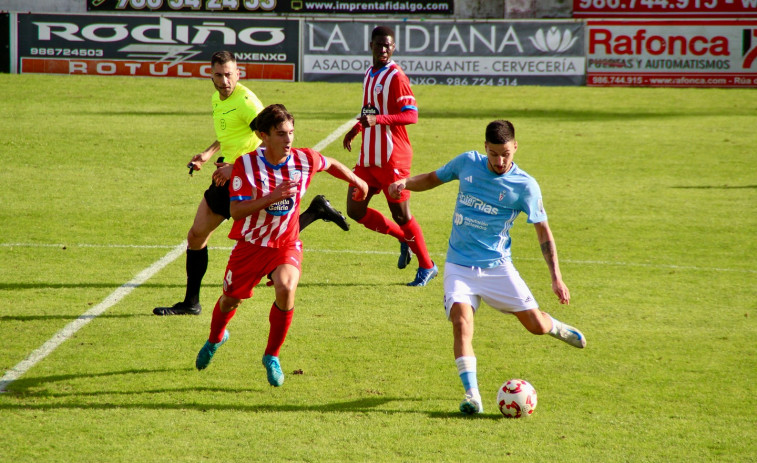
[203,180,231,220]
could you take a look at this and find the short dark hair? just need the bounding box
[371,26,395,41]
[211,50,235,67]
[252,104,294,135]
[485,120,515,144]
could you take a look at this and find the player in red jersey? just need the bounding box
[153,51,349,317]
[343,26,438,287]
[195,104,368,386]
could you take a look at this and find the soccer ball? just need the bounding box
[497,379,538,418]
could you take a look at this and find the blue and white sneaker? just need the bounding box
[407,262,438,287]
[195,329,229,371]
[460,394,484,415]
[549,322,587,349]
[262,354,284,387]
[398,241,413,269]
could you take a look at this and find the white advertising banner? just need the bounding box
[304,20,586,86]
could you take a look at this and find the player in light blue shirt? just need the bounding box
[436,149,547,269]
[389,120,586,415]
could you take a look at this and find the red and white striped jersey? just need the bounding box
[228,147,327,248]
[359,60,417,169]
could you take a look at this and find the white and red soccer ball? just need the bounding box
[497,379,538,418]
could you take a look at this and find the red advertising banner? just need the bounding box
[574,0,757,18]
[586,20,757,87]
[20,58,294,79]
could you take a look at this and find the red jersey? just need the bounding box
[359,60,417,169]
[228,147,326,247]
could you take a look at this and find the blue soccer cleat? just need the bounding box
[398,241,413,269]
[262,354,285,387]
[407,262,438,287]
[195,329,229,371]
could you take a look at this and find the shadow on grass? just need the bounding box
[0,368,495,418]
[0,283,187,290]
[0,313,152,322]
[418,107,738,121]
[4,368,182,390]
[0,396,427,415]
[671,185,757,190]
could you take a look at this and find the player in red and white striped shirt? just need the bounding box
[195,104,368,386]
[343,26,438,287]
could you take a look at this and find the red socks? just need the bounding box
[208,300,293,358]
[359,210,434,269]
[358,208,404,241]
[265,303,294,357]
[400,217,433,269]
[209,300,236,343]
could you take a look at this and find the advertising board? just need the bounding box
[15,13,298,80]
[86,0,454,15]
[574,0,757,18]
[586,20,757,86]
[303,20,585,86]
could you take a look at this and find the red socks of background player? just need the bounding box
[400,217,433,269]
[358,208,404,240]
[358,210,434,269]
[208,301,293,356]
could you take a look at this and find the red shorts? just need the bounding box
[222,240,303,300]
[353,165,411,203]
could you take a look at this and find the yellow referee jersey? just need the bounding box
[212,82,264,162]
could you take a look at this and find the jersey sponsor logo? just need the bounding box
[232,176,243,191]
[361,105,379,116]
[458,192,499,215]
[266,197,295,216]
[454,212,464,226]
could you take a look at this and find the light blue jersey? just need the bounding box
[435,151,547,268]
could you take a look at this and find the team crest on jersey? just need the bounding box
[374,83,383,94]
[290,170,302,184]
[267,198,295,216]
[232,176,243,191]
[499,191,505,201]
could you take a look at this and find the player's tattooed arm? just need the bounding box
[540,240,558,270]
[534,221,570,304]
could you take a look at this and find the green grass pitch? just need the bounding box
[0,74,755,462]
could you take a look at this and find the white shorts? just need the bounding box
[443,261,538,319]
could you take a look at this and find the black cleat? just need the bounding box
[153,301,202,316]
[398,241,413,269]
[307,195,349,231]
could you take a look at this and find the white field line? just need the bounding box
[0,243,186,393]
[312,116,358,152]
[2,241,755,274]
[0,120,356,393]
